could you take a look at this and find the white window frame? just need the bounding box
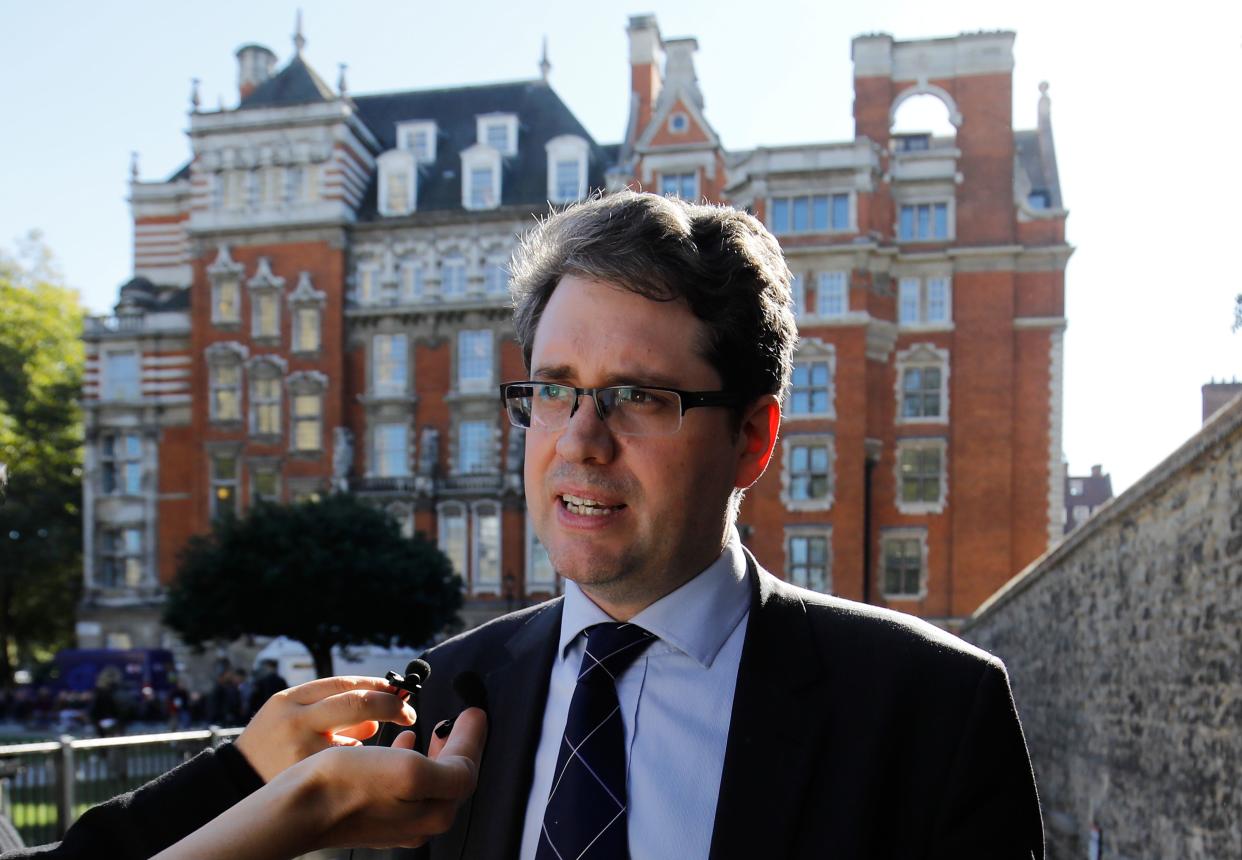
[377,149,417,217]
[372,422,411,478]
[207,361,243,424]
[894,437,948,515]
[545,135,589,203]
[210,451,240,520]
[371,333,409,397]
[897,199,954,242]
[97,525,145,590]
[247,258,285,342]
[780,433,834,512]
[768,192,853,235]
[287,371,327,454]
[100,432,143,496]
[456,419,494,475]
[397,120,437,162]
[881,528,928,600]
[457,329,493,393]
[894,343,950,425]
[660,171,698,200]
[288,272,325,355]
[248,359,284,438]
[436,501,468,581]
[208,245,245,326]
[897,275,954,328]
[526,516,559,592]
[816,271,849,318]
[483,258,509,296]
[401,259,426,302]
[476,113,518,156]
[668,112,690,134]
[470,501,502,594]
[784,525,833,593]
[101,350,141,401]
[461,143,502,210]
[440,254,467,298]
[786,338,836,421]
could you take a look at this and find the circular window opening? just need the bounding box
[668,112,689,134]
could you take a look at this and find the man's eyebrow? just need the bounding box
[531,365,684,389]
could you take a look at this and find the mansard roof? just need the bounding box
[239,55,336,109]
[1015,130,1062,210]
[351,80,611,217]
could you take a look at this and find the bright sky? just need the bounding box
[2,0,1239,495]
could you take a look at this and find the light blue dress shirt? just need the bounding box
[518,529,752,859]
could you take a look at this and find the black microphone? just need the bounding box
[386,658,431,700]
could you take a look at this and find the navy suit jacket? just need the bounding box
[390,551,1043,859]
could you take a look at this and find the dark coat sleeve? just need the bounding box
[4,741,264,859]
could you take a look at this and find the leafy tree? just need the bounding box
[164,494,462,678]
[0,232,84,685]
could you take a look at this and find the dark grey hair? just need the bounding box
[509,190,797,409]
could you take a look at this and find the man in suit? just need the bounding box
[399,190,1043,859]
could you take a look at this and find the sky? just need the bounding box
[2,0,1240,495]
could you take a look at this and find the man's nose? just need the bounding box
[556,392,615,464]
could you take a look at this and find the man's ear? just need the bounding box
[734,394,780,490]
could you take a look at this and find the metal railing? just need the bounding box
[0,727,243,848]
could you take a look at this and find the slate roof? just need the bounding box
[239,55,336,109]
[1015,130,1063,209]
[350,80,612,218]
[116,277,190,312]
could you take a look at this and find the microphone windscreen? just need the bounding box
[452,671,488,714]
[407,658,432,686]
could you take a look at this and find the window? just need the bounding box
[252,292,278,338]
[817,272,848,318]
[898,202,950,241]
[1069,479,1085,496]
[472,502,501,593]
[546,135,589,203]
[213,275,240,325]
[786,530,831,593]
[790,273,805,318]
[401,261,426,301]
[437,503,467,578]
[98,527,143,589]
[222,171,247,210]
[211,453,239,519]
[1072,504,1090,523]
[462,145,502,210]
[293,306,320,353]
[102,351,141,401]
[781,434,834,511]
[285,166,306,204]
[484,260,508,296]
[373,423,410,477]
[251,465,280,503]
[660,172,697,200]
[527,519,557,590]
[292,393,322,452]
[788,358,832,417]
[210,364,242,423]
[377,149,417,216]
[260,167,283,208]
[250,371,282,437]
[896,440,946,513]
[897,277,952,326]
[769,193,850,234]
[397,121,437,162]
[457,330,493,392]
[357,265,378,305]
[476,114,517,155]
[458,420,493,474]
[441,255,467,298]
[100,433,142,495]
[895,343,949,424]
[882,531,926,598]
[669,112,689,133]
[372,334,409,397]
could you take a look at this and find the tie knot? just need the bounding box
[579,622,655,684]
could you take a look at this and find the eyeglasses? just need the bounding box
[499,381,743,437]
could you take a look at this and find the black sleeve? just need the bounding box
[4,741,264,859]
[927,663,1045,860]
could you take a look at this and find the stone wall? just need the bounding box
[963,396,1242,860]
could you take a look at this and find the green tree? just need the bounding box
[164,494,462,678]
[0,232,84,685]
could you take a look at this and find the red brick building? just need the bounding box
[80,16,1069,653]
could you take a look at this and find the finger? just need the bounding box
[427,720,452,760]
[418,708,487,801]
[303,689,417,734]
[329,735,363,747]
[335,720,380,741]
[392,729,416,750]
[283,676,402,706]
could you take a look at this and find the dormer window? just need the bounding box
[377,150,417,217]
[668,112,689,133]
[476,113,518,156]
[545,135,589,204]
[397,121,437,162]
[461,144,502,210]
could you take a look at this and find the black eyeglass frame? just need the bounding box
[498,381,745,429]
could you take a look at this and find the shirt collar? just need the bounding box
[558,528,751,669]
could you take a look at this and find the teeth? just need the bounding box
[563,493,606,507]
[561,494,619,516]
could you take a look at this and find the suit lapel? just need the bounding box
[455,599,563,860]
[708,555,829,859]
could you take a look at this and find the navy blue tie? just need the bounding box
[535,622,656,860]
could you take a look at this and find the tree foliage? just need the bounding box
[0,232,84,684]
[164,494,463,678]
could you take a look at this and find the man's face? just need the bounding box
[524,274,744,619]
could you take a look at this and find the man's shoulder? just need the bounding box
[754,567,1005,678]
[422,597,563,668]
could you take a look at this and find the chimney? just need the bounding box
[661,38,703,110]
[625,14,664,150]
[236,44,277,101]
[1090,465,1102,477]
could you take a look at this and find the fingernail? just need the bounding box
[434,718,455,739]
[402,703,417,724]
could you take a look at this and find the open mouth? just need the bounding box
[559,493,626,517]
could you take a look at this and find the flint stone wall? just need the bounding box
[964,396,1242,860]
